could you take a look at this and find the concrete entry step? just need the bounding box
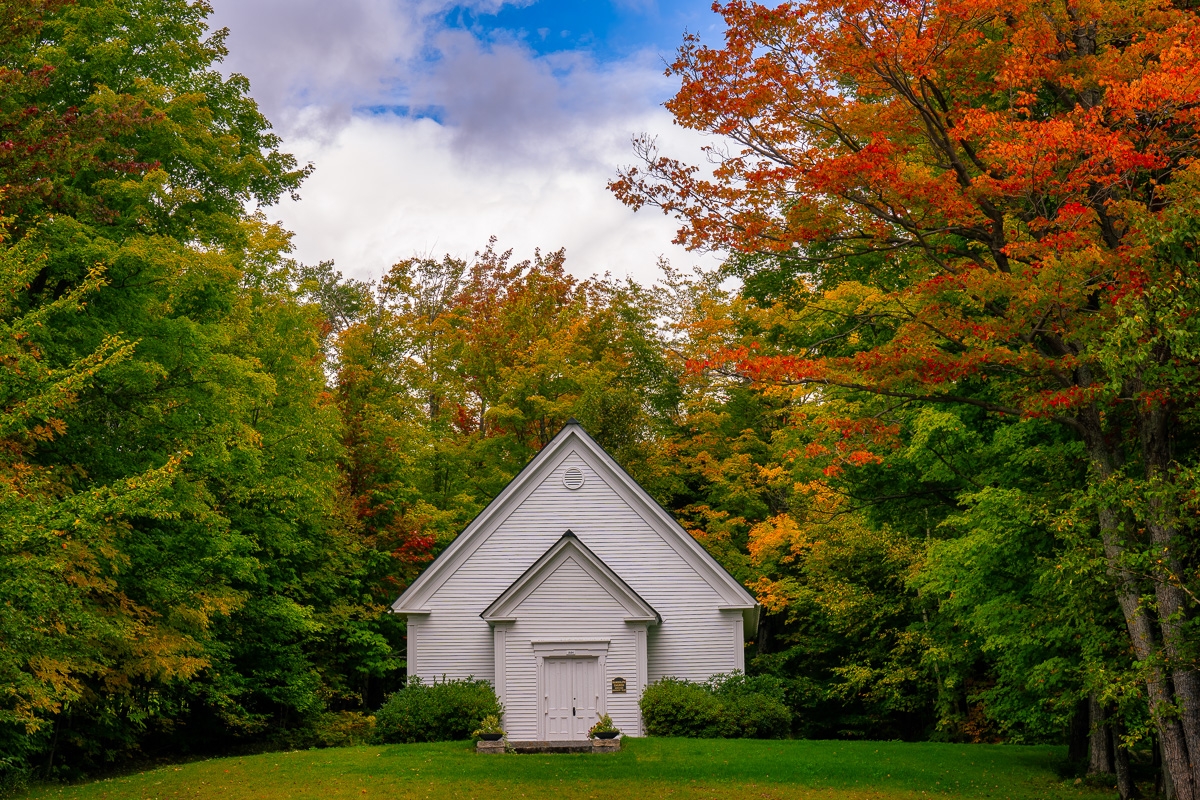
[512,740,592,754]
[476,738,622,754]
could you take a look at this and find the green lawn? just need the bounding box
[20,738,1116,800]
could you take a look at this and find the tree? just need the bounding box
[331,241,678,543]
[613,0,1200,793]
[3,0,306,242]
[0,0,365,780]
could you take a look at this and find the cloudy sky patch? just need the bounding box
[208,0,724,283]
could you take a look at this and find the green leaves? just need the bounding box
[0,0,360,779]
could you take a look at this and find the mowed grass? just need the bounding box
[20,738,1116,800]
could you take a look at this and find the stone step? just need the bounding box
[476,738,622,754]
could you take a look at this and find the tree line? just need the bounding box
[2,1,1198,799]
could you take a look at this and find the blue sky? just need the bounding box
[209,0,726,283]
[444,0,710,60]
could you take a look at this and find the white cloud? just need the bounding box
[408,30,676,169]
[271,110,717,285]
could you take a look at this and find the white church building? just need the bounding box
[391,420,759,741]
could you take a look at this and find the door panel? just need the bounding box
[572,658,599,737]
[543,657,600,740]
[545,658,572,739]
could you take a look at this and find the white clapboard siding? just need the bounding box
[502,556,641,739]
[413,450,740,687]
[398,423,758,738]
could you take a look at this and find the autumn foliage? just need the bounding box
[622,0,1193,407]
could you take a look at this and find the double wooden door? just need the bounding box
[543,657,600,740]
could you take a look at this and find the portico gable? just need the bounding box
[482,532,660,739]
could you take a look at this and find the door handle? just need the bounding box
[572,707,576,715]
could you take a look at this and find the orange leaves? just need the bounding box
[749,513,806,567]
[741,478,921,633]
[617,0,1200,329]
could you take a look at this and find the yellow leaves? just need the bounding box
[117,628,210,684]
[168,589,248,633]
[29,417,67,442]
[16,656,86,731]
[684,504,746,550]
[748,576,796,615]
[757,463,788,484]
[820,280,892,317]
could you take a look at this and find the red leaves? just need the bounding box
[617,0,1200,279]
[1023,385,1103,417]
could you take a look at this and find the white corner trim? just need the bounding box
[633,623,648,736]
[734,616,745,672]
[493,624,508,714]
[406,618,419,677]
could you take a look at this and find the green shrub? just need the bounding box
[706,671,787,702]
[640,678,732,738]
[373,677,501,744]
[723,694,793,738]
[640,673,792,739]
[310,711,376,747]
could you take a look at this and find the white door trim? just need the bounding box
[533,641,609,740]
[531,640,610,657]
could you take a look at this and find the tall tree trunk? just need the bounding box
[1090,697,1114,775]
[1112,717,1139,800]
[1114,745,1136,800]
[1140,402,1200,796]
[756,613,771,657]
[1097,496,1194,800]
[1082,405,1198,800]
[1162,737,1178,800]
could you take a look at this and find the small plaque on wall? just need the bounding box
[611,677,627,694]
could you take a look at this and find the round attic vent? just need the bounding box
[563,467,585,490]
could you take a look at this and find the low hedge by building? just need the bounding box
[640,672,792,739]
[373,677,501,744]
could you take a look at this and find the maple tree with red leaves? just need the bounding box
[613,0,1200,794]
[0,0,158,226]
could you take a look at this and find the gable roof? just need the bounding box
[481,531,661,624]
[392,420,758,630]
